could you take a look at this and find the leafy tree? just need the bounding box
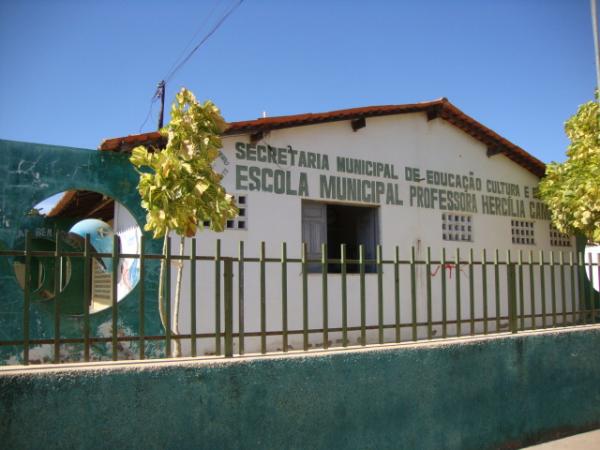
[130,88,238,356]
[539,94,600,243]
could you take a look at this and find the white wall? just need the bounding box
[144,112,584,355]
[586,245,600,292]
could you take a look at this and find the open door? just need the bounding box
[302,201,327,272]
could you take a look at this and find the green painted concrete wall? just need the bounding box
[0,139,164,363]
[0,139,597,365]
[2,327,600,450]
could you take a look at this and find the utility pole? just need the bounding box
[157,80,166,129]
[592,0,600,103]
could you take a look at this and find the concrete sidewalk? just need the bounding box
[523,429,600,449]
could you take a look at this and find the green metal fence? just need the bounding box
[1,231,599,365]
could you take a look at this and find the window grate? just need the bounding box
[549,225,571,247]
[442,213,472,242]
[511,220,535,245]
[203,194,247,230]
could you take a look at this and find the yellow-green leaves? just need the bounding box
[539,92,600,243]
[130,146,150,167]
[130,87,238,239]
[195,179,209,196]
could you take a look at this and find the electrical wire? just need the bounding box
[138,0,244,132]
[163,0,244,84]
[139,96,159,133]
[161,0,224,82]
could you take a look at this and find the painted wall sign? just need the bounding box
[233,141,551,220]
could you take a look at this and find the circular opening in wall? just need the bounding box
[14,190,142,315]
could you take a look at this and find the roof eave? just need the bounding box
[98,99,546,178]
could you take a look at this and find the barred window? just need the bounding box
[549,225,571,247]
[511,220,535,245]
[203,194,247,230]
[442,213,472,242]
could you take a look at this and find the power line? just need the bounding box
[163,0,244,84]
[139,0,244,132]
[139,96,159,133]
[161,0,224,83]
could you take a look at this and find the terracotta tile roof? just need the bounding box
[223,100,445,135]
[47,190,78,217]
[99,131,166,153]
[99,99,546,177]
[47,190,114,221]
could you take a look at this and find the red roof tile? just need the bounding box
[99,131,165,153]
[99,99,546,177]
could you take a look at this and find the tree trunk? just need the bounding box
[157,232,169,332]
[172,236,185,357]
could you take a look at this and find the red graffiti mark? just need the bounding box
[431,263,456,278]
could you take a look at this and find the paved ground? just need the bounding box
[523,429,600,449]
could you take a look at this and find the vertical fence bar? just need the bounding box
[441,248,448,338]
[83,234,91,362]
[395,246,401,342]
[302,242,309,351]
[570,252,577,324]
[238,241,244,355]
[597,254,600,321]
[360,244,366,346]
[518,250,524,331]
[53,232,61,364]
[482,249,488,335]
[468,248,475,336]
[529,250,536,330]
[223,258,233,357]
[455,248,461,338]
[560,251,566,325]
[578,251,586,324]
[110,236,119,361]
[260,241,266,354]
[321,243,328,349]
[589,253,596,324]
[378,245,384,344]
[539,251,546,328]
[507,250,518,334]
[506,249,511,331]
[426,247,432,340]
[189,238,196,357]
[550,251,557,327]
[22,231,32,365]
[281,242,288,352]
[138,236,145,360]
[214,239,221,355]
[494,249,500,332]
[597,254,600,322]
[341,244,348,347]
[411,246,417,341]
[164,236,171,358]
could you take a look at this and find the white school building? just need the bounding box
[100,98,588,356]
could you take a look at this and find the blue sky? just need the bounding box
[0,0,596,164]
